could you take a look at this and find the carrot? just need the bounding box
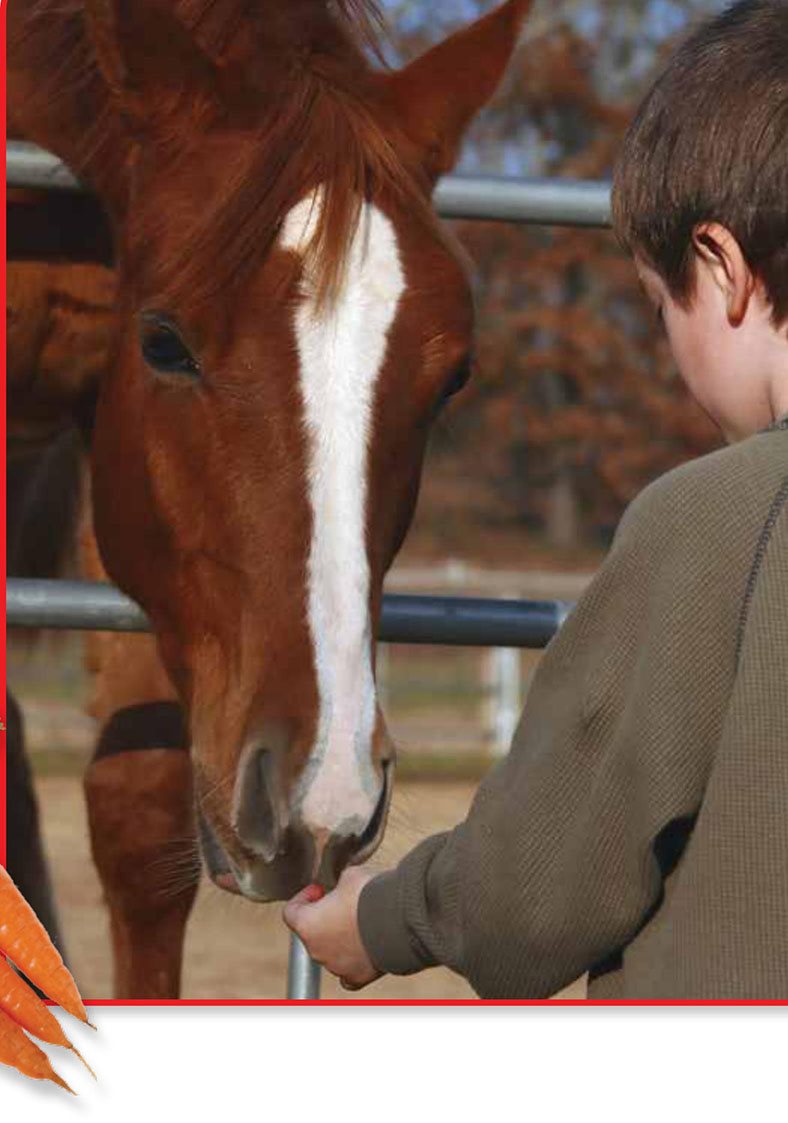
[0,865,89,1025]
[0,957,95,1078]
[0,1007,75,1093]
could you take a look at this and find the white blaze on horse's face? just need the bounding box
[281,192,405,850]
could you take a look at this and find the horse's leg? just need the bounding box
[80,515,200,999]
[83,629,200,1000]
[5,689,68,959]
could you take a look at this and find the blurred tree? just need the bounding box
[380,0,722,554]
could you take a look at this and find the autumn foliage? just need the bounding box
[390,5,720,554]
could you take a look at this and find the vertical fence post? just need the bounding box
[286,934,322,1000]
[481,589,523,756]
[483,645,522,756]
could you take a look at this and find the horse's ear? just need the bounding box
[386,0,531,182]
[84,0,227,137]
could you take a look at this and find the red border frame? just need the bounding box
[3,0,787,1010]
[2,0,9,874]
[79,998,788,1007]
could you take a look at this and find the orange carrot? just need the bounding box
[0,865,88,1025]
[0,1007,75,1093]
[0,957,95,1078]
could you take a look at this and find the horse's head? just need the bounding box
[84,0,530,899]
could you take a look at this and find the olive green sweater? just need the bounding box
[359,420,788,999]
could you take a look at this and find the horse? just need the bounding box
[6,0,532,996]
[6,252,115,969]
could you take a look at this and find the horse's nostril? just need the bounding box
[312,831,356,890]
[310,760,393,886]
[233,747,284,863]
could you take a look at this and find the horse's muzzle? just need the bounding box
[196,759,393,902]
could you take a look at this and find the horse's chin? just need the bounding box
[198,818,349,903]
[198,815,310,902]
[212,856,312,903]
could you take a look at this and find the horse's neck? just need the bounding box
[6,1,129,208]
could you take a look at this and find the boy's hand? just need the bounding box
[283,867,382,990]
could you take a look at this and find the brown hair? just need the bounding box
[612,0,788,325]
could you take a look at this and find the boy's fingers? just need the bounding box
[283,883,326,934]
[282,900,300,934]
[282,895,312,933]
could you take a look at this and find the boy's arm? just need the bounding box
[358,462,752,998]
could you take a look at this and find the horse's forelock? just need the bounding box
[144,40,438,316]
[19,0,437,314]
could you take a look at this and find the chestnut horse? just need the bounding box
[7,0,531,995]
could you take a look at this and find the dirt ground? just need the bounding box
[37,774,586,1002]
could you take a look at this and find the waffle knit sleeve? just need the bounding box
[358,456,756,997]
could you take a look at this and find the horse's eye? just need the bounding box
[140,315,200,378]
[442,356,473,402]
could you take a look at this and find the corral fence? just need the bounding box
[6,141,611,999]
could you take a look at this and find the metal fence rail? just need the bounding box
[7,578,570,648]
[435,174,610,227]
[6,140,613,228]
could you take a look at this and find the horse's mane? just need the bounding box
[15,0,438,311]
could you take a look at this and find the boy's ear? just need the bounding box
[84,0,229,138]
[385,0,532,184]
[692,223,755,326]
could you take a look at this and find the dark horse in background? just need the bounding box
[6,0,532,996]
[7,257,116,962]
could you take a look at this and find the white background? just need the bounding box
[1,1007,785,1120]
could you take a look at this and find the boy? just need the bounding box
[284,0,788,999]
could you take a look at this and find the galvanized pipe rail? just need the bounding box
[7,578,571,648]
[6,140,612,228]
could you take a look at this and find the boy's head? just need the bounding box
[612,0,788,441]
